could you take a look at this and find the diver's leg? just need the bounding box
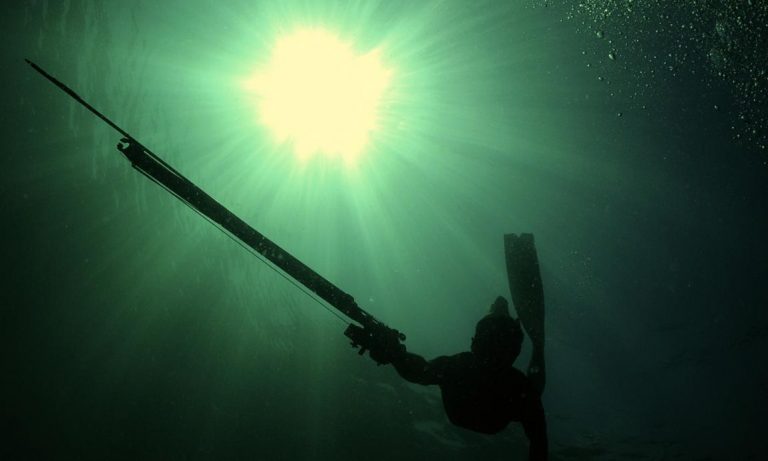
[504,233,546,395]
[521,391,548,461]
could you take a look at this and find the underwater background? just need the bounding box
[2,1,767,459]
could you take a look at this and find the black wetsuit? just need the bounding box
[393,351,548,461]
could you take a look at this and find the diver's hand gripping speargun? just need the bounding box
[345,321,406,365]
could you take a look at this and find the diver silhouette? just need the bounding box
[361,234,547,461]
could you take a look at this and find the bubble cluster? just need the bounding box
[535,0,768,154]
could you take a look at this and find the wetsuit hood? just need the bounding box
[471,296,523,365]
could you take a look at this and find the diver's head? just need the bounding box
[471,296,523,366]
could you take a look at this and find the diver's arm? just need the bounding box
[359,323,447,385]
[391,353,447,386]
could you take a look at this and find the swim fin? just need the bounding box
[504,233,546,395]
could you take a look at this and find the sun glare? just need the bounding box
[246,28,392,164]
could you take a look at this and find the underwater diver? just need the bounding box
[24,60,547,459]
[360,234,548,461]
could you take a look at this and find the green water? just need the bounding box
[2,1,767,459]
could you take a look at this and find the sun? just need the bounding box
[246,28,392,164]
